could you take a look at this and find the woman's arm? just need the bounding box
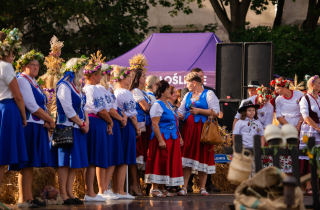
[277,117,289,126]
[304,117,320,132]
[130,115,141,137]
[296,116,304,131]
[109,108,123,121]
[32,108,55,128]
[9,78,27,126]
[151,117,166,148]
[97,109,113,126]
[139,100,151,112]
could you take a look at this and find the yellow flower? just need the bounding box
[303,135,309,143]
[306,151,314,159]
[16,63,19,68]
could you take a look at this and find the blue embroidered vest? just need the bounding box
[185,89,209,123]
[150,100,178,140]
[21,75,48,124]
[135,89,151,125]
[56,81,86,124]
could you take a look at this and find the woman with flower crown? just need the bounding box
[113,66,140,199]
[82,58,114,202]
[96,63,127,199]
[270,77,304,174]
[129,68,152,196]
[50,57,89,205]
[9,50,54,208]
[0,29,28,209]
[177,72,220,196]
[299,75,320,196]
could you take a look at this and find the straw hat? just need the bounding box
[264,124,282,143]
[281,124,298,140]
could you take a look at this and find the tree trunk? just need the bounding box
[302,0,320,31]
[209,0,251,35]
[273,0,285,27]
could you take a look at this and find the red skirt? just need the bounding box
[144,133,184,186]
[181,114,215,174]
[136,123,152,170]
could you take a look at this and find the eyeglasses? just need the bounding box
[28,64,40,68]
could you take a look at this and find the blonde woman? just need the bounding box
[299,75,320,195]
[113,66,140,199]
[177,72,220,196]
[50,58,89,205]
[145,75,160,105]
[95,64,127,199]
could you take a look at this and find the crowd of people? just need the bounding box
[0,29,221,208]
[0,28,318,209]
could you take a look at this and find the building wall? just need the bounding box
[147,0,318,41]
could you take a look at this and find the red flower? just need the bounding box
[248,122,250,126]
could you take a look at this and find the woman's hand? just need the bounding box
[159,139,166,149]
[178,112,184,120]
[120,117,127,128]
[180,138,184,147]
[81,122,89,134]
[136,128,141,138]
[49,119,56,129]
[22,119,27,127]
[189,107,199,115]
[296,124,301,131]
[43,122,50,129]
[107,124,113,135]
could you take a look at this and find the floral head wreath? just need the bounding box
[129,53,148,72]
[256,85,276,100]
[270,78,292,87]
[83,51,106,75]
[112,67,130,82]
[0,28,23,59]
[311,75,319,83]
[58,56,89,86]
[16,50,44,72]
[101,64,113,75]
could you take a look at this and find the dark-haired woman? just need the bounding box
[145,80,184,197]
[177,72,220,196]
[129,68,151,196]
[168,86,178,111]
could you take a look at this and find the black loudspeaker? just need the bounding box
[218,102,240,131]
[243,42,274,98]
[216,43,243,100]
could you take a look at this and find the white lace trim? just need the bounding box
[181,157,216,174]
[144,174,184,186]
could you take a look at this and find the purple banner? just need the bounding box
[146,71,215,90]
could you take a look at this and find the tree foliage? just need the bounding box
[230,25,320,79]
[0,0,150,75]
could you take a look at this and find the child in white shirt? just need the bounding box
[233,100,265,177]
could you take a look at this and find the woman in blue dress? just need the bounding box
[96,64,126,199]
[10,50,55,208]
[50,57,90,205]
[113,66,140,199]
[0,29,28,209]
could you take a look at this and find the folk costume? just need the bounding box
[50,57,89,169]
[145,100,184,186]
[178,89,220,174]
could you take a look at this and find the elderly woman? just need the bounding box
[177,72,220,196]
[299,75,320,196]
[0,29,28,209]
[96,64,127,199]
[113,66,140,199]
[50,58,90,205]
[145,75,160,105]
[83,60,113,202]
[129,68,152,196]
[8,50,54,208]
[145,80,184,197]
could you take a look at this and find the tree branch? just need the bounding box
[302,0,320,31]
[209,0,231,33]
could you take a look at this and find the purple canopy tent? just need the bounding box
[106,33,221,89]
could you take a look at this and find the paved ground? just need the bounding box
[3,193,315,210]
